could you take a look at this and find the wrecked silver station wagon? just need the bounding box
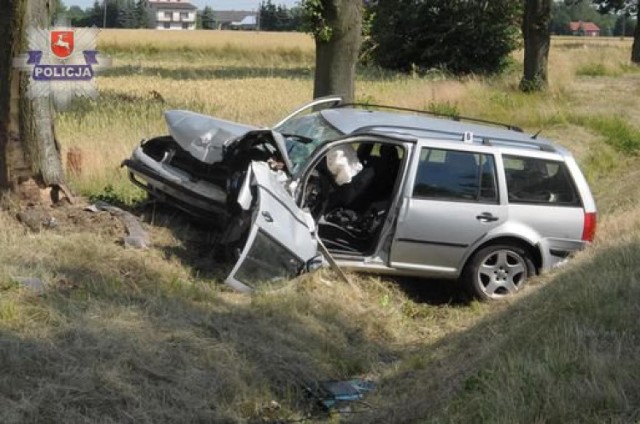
[123,97,597,299]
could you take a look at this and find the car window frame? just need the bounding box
[294,134,411,207]
[411,146,500,205]
[501,154,583,207]
[276,113,345,176]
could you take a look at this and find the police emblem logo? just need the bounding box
[50,30,74,59]
[14,26,111,109]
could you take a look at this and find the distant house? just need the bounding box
[212,11,258,30]
[231,15,258,31]
[569,21,601,37]
[146,0,197,30]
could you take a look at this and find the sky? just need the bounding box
[65,0,299,11]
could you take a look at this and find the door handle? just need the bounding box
[476,212,499,222]
[262,211,274,223]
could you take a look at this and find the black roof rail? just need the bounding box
[336,102,524,133]
[349,128,418,143]
[482,138,557,152]
[351,124,558,153]
[352,125,471,141]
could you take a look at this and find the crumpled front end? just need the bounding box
[164,109,258,164]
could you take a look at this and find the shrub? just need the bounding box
[368,0,522,75]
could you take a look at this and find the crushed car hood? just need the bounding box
[164,110,258,164]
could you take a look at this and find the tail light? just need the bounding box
[582,212,597,242]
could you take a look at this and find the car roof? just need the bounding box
[320,107,561,154]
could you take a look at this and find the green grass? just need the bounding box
[426,100,460,117]
[582,143,619,181]
[575,62,622,77]
[586,116,640,154]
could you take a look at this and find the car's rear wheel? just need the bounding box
[463,244,535,300]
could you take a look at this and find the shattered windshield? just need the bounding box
[274,112,343,174]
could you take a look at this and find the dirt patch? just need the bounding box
[2,196,228,281]
[5,199,126,239]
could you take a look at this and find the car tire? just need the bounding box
[462,243,535,301]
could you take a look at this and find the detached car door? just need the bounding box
[390,145,505,276]
[225,161,320,292]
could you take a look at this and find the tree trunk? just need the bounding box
[313,0,363,103]
[632,6,640,64]
[0,0,66,202]
[520,0,552,92]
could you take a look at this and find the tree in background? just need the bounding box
[61,0,146,28]
[134,0,147,28]
[0,0,67,202]
[368,0,521,76]
[591,0,639,62]
[551,2,573,34]
[521,0,552,92]
[260,0,279,30]
[67,6,88,25]
[201,6,216,29]
[53,0,68,23]
[551,1,617,35]
[118,0,140,28]
[259,1,302,31]
[64,3,99,26]
[80,0,118,27]
[302,0,363,102]
[613,13,638,36]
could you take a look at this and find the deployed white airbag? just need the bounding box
[326,145,363,186]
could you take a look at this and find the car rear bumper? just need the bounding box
[540,237,588,270]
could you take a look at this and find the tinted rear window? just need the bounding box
[503,156,581,206]
[413,148,498,203]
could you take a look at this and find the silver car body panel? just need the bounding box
[385,138,592,278]
[225,161,319,292]
[389,140,500,277]
[164,110,258,164]
[273,96,343,129]
[320,109,557,147]
[390,198,506,277]
[564,155,597,213]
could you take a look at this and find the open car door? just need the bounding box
[225,161,321,292]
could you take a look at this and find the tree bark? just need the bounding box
[0,0,66,201]
[313,0,363,103]
[520,0,552,92]
[632,6,640,63]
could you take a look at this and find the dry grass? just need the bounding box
[99,29,315,53]
[0,203,483,421]
[2,30,640,422]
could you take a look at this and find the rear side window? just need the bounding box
[413,148,498,202]
[503,156,580,206]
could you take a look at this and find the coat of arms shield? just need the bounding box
[50,30,74,59]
